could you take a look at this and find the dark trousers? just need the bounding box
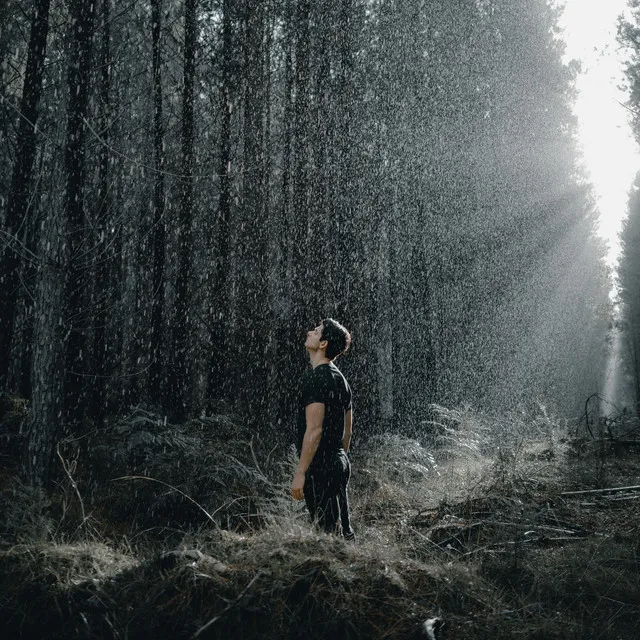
[304,450,354,539]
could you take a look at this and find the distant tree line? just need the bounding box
[1,0,609,486]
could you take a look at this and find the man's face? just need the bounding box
[304,323,324,351]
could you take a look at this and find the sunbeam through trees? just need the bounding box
[1,0,610,484]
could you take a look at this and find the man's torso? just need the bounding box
[297,362,351,471]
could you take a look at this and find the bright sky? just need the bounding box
[558,0,639,268]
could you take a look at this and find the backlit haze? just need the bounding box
[559,0,638,411]
[559,0,639,269]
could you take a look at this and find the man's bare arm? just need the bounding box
[342,408,352,452]
[291,402,324,500]
[297,403,324,474]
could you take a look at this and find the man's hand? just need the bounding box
[291,471,305,500]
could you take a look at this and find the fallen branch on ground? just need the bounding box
[561,485,640,496]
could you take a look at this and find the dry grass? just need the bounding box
[1,406,640,639]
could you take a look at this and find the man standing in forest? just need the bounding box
[291,319,355,540]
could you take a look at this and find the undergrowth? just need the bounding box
[1,404,639,639]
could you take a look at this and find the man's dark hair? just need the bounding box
[321,318,351,360]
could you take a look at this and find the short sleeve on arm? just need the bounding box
[302,370,327,406]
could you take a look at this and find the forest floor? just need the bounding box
[0,402,639,639]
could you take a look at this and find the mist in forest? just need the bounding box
[0,0,614,485]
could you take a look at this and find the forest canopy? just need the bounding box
[0,0,610,486]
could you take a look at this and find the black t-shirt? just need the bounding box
[297,362,352,469]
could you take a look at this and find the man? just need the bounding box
[291,318,355,540]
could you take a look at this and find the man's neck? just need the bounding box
[308,350,331,369]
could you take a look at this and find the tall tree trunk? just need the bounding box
[167,0,197,420]
[307,5,330,313]
[377,194,394,429]
[25,0,95,487]
[63,0,96,428]
[275,0,311,431]
[264,1,282,426]
[16,143,46,399]
[208,0,232,400]
[287,0,311,377]
[274,0,296,430]
[148,0,167,406]
[281,0,294,287]
[291,0,310,322]
[237,0,267,417]
[25,214,66,486]
[89,0,113,424]
[0,0,51,389]
[262,7,272,232]
[336,0,356,313]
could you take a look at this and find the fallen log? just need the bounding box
[561,485,640,496]
[579,494,640,506]
[493,536,588,547]
[602,494,640,502]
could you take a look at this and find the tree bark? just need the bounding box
[24,0,95,486]
[236,0,267,416]
[273,0,296,428]
[0,0,51,389]
[63,0,96,427]
[167,0,198,420]
[25,216,66,486]
[148,0,167,406]
[89,0,114,424]
[290,0,311,328]
[377,200,394,428]
[208,0,233,400]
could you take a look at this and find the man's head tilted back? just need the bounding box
[320,318,351,360]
